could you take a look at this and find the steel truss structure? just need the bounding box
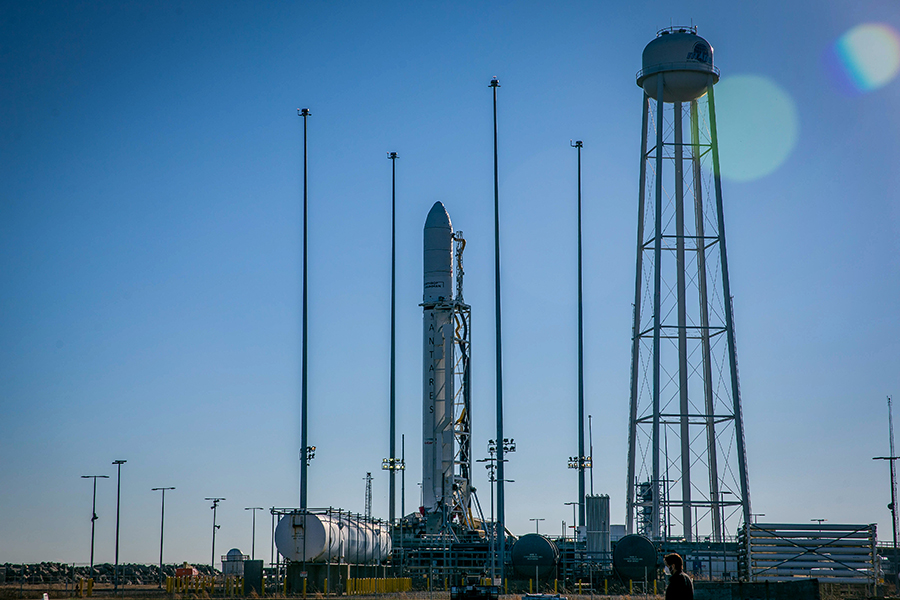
[448,232,474,532]
[626,78,751,542]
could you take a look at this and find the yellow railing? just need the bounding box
[346,577,412,595]
[166,575,217,594]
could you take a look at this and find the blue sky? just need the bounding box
[1,0,899,566]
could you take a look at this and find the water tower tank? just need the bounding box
[636,27,719,102]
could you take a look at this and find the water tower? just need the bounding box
[625,26,751,542]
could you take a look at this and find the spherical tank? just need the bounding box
[275,512,391,564]
[636,27,719,102]
[510,534,560,579]
[612,534,658,581]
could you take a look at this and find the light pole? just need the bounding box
[530,518,545,534]
[206,498,225,572]
[152,487,175,588]
[478,439,515,582]
[476,450,497,581]
[81,475,109,582]
[564,502,581,542]
[112,459,126,595]
[245,507,264,560]
[565,500,582,586]
[571,138,586,528]
[270,508,276,569]
[719,491,734,579]
[298,106,311,511]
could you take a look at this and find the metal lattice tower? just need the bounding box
[449,231,474,530]
[626,26,751,542]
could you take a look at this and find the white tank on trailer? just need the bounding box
[636,26,719,102]
[275,512,391,564]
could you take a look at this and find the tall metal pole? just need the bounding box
[81,475,108,582]
[152,487,175,588]
[299,107,311,511]
[112,459,126,595]
[206,498,225,572]
[572,139,586,528]
[489,75,507,585]
[388,151,399,523]
[891,396,899,579]
[245,507,264,560]
[874,395,899,579]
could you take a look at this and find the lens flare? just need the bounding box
[714,75,799,183]
[828,23,900,93]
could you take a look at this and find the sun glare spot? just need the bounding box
[714,75,799,183]
[828,23,900,93]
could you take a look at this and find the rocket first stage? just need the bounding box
[421,201,473,533]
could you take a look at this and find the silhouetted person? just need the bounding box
[664,553,693,600]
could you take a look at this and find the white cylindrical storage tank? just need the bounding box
[275,512,391,564]
[636,27,719,102]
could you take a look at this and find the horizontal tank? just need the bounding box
[275,512,391,564]
[510,534,559,579]
[636,27,719,102]
[612,534,657,581]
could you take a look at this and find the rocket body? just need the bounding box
[422,202,455,516]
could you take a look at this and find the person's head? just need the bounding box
[664,553,684,573]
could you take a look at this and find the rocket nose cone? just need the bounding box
[425,201,452,230]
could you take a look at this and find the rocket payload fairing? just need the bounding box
[422,201,456,521]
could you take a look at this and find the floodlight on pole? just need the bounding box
[529,518,546,534]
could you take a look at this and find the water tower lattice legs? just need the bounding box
[626,74,751,542]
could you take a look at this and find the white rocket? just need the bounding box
[422,201,456,518]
